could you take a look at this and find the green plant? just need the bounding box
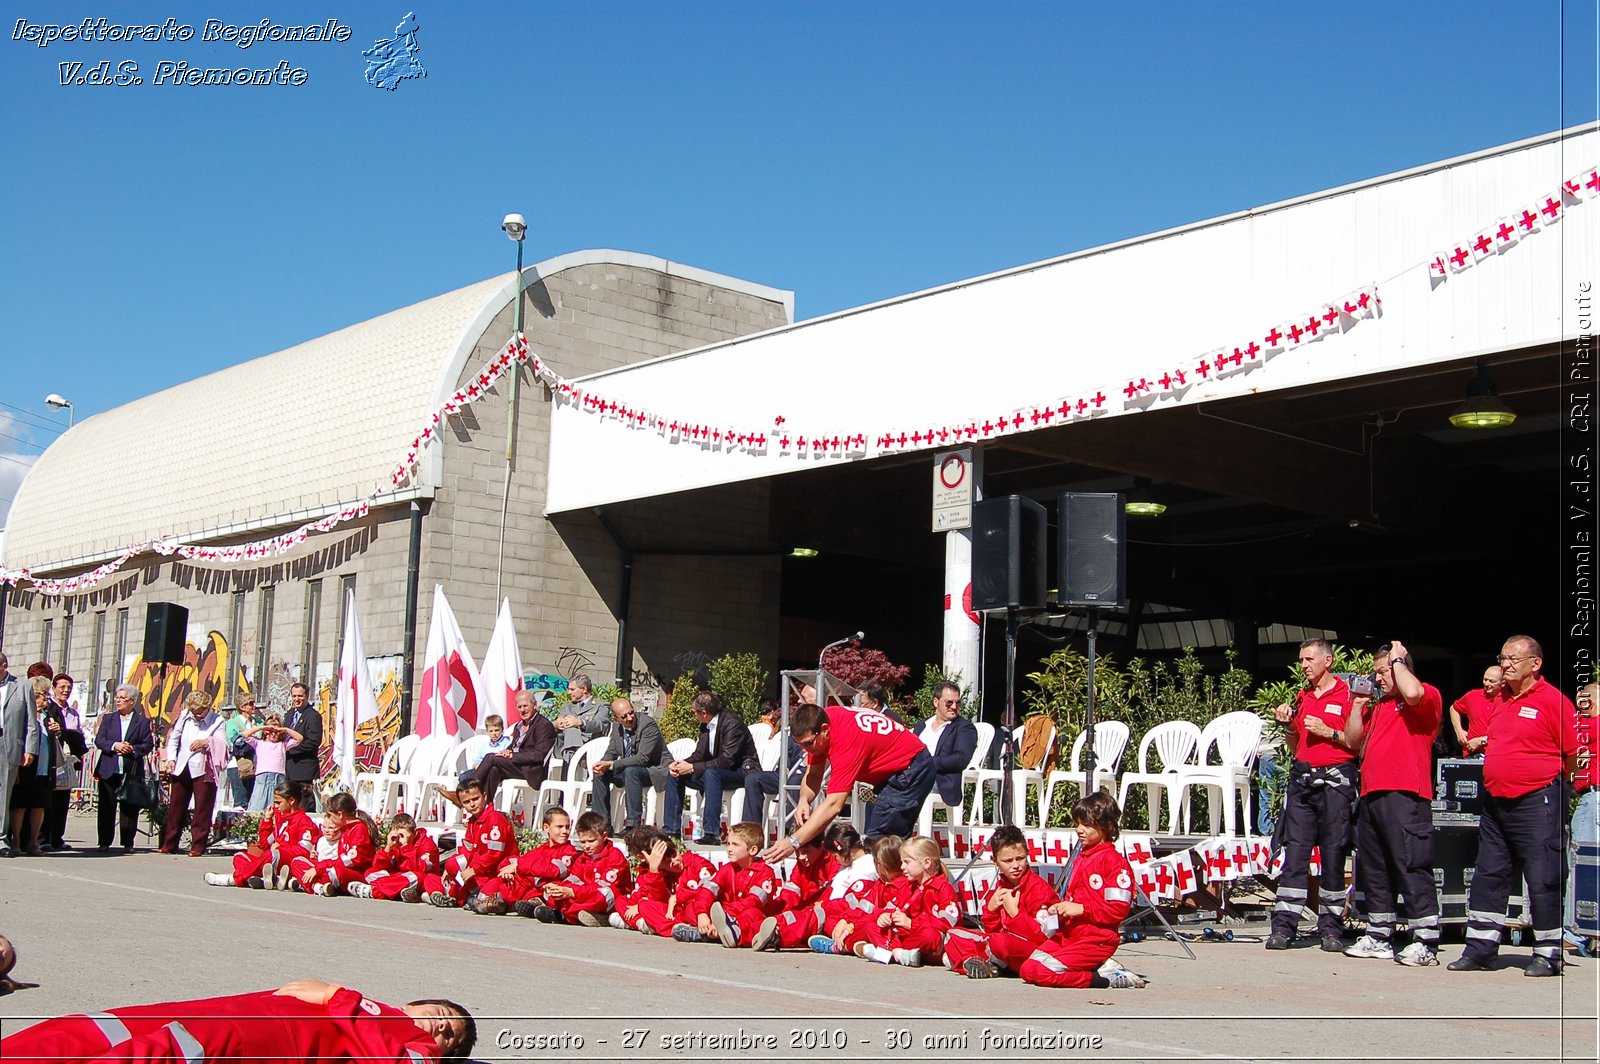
[707,652,768,725]
[659,674,700,744]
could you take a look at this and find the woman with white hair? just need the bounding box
[158,692,228,856]
[92,684,156,853]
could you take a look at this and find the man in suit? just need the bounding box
[589,696,669,831]
[553,675,609,756]
[283,682,324,812]
[664,691,758,844]
[0,654,39,858]
[913,680,979,812]
[464,689,557,806]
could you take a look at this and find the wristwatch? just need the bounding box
[786,835,800,850]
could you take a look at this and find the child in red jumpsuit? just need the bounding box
[288,794,377,896]
[851,834,960,966]
[620,826,716,935]
[695,823,783,947]
[205,781,314,889]
[1013,791,1148,989]
[0,978,475,1064]
[811,834,907,955]
[424,778,518,909]
[349,812,440,901]
[483,807,578,915]
[525,810,631,925]
[758,823,873,951]
[942,823,1062,977]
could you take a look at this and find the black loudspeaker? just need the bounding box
[972,495,1047,611]
[143,602,189,664]
[1057,492,1127,607]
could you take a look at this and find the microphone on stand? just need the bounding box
[816,632,865,702]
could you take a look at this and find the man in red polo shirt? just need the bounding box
[1449,664,1504,757]
[1449,636,1581,976]
[1267,639,1360,952]
[1343,639,1443,966]
[759,702,933,864]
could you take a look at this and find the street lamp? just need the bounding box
[495,213,528,600]
[44,393,74,428]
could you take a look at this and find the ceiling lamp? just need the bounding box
[1448,360,1516,429]
[789,547,819,559]
[1124,477,1167,518]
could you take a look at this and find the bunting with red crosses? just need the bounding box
[1428,164,1596,286]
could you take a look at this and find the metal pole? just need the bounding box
[1085,607,1099,796]
[495,239,526,601]
[400,499,427,736]
[1001,607,1018,826]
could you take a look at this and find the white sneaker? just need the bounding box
[856,944,892,964]
[346,882,374,899]
[1344,934,1394,960]
[1106,968,1149,989]
[204,872,233,887]
[576,910,603,927]
[608,912,628,930]
[1395,941,1438,967]
[890,948,924,967]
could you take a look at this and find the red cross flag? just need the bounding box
[416,584,486,739]
[479,598,527,732]
[333,588,381,791]
[1492,218,1519,253]
[1471,230,1497,264]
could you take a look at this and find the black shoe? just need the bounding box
[1320,935,1345,953]
[1446,956,1489,971]
[692,835,721,847]
[1265,934,1292,951]
[1523,956,1563,977]
[532,904,563,923]
[514,900,542,918]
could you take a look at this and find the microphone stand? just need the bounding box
[778,632,861,843]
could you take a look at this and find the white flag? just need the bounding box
[479,598,526,727]
[415,585,485,739]
[333,589,380,791]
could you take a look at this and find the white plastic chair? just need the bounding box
[530,736,607,828]
[414,738,477,826]
[380,734,452,818]
[971,720,1056,827]
[916,720,994,836]
[1170,711,1264,837]
[353,734,421,814]
[495,746,560,827]
[1039,720,1130,826]
[1115,721,1203,832]
[647,738,699,830]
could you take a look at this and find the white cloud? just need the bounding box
[0,412,44,532]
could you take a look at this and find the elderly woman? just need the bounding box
[93,684,156,853]
[158,692,228,856]
[41,672,86,851]
[9,677,61,855]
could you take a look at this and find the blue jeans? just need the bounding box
[1567,788,1599,936]
[590,766,655,830]
[248,772,284,812]
[665,767,744,837]
[225,766,248,808]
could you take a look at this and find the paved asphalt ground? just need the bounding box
[0,812,1595,1063]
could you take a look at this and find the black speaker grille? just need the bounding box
[1058,493,1126,607]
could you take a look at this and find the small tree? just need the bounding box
[657,653,770,743]
[821,641,911,694]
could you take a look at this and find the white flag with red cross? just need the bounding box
[415,584,485,739]
[479,598,526,730]
[332,589,381,791]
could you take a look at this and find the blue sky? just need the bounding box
[2,1,1596,522]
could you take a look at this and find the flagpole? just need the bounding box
[495,213,527,602]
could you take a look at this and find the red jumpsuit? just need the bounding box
[707,859,782,946]
[777,850,840,911]
[0,986,440,1064]
[289,821,377,893]
[551,844,632,923]
[942,868,1061,971]
[422,807,518,904]
[1017,841,1134,988]
[476,840,577,903]
[363,834,442,901]
[230,809,316,886]
[770,858,878,949]
[858,874,961,959]
[838,875,913,951]
[632,851,715,935]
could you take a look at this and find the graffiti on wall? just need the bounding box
[315,655,405,775]
[124,629,251,728]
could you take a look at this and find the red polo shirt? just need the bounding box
[1453,688,1500,750]
[1482,677,1579,799]
[822,706,926,794]
[1359,682,1443,798]
[1293,676,1356,767]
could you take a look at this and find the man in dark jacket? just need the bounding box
[664,691,758,844]
[912,681,979,810]
[283,683,324,812]
[464,690,557,805]
[589,697,669,831]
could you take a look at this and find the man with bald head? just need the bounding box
[1449,635,1582,976]
[460,690,557,806]
[1450,665,1505,757]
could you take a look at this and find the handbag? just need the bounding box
[115,757,160,809]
